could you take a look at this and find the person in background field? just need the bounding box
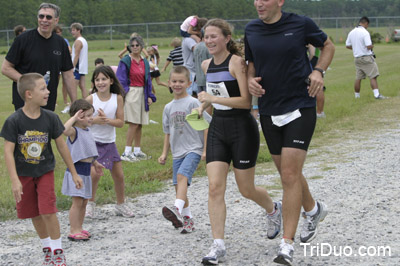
[117,35,156,162]
[86,65,135,218]
[180,15,207,43]
[1,73,82,266]
[161,37,184,74]
[345,16,386,99]
[245,0,335,265]
[94,58,104,67]
[146,45,169,92]
[1,2,76,111]
[14,25,26,37]
[71,22,89,99]
[118,32,149,59]
[159,66,207,234]
[62,99,104,242]
[308,44,326,118]
[198,19,281,265]
[54,25,73,114]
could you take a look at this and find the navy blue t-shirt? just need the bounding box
[245,12,327,116]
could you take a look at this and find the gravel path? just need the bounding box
[1,118,399,266]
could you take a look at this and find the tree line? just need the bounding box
[1,0,399,30]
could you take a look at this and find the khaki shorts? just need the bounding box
[354,55,379,80]
[124,86,149,125]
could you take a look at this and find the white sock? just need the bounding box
[214,239,225,249]
[40,237,51,248]
[134,147,141,154]
[305,202,318,216]
[124,146,132,154]
[373,89,380,97]
[50,237,62,251]
[355,92,360,98]
[174,199,185,214]
[181,206,192,218]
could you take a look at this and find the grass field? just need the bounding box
[0,40,399,221]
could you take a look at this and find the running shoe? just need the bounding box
[85,201,96,219]
[273,239,294,266]
[61,105,70,114]
[181,216,195,234]
[316,112,326,118]
[52,249,67,266]
[42,247,52,266]
[300,201,328,243]
[267,201,282,239]
[375,94,387,99]
[162,206,183,228]
[120,152,139,162]
[115,203,135,218]
[134,151,152,160]
[201,242,226,265]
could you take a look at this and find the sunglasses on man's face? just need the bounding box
[38,14,53,20]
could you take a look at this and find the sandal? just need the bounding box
[68,232,89,241]
[81,230,91,238]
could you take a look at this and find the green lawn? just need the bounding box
[0,41,399,221]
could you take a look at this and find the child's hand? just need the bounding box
[158,155,167,165]
[11,179,23,203]
[201,151,206,161]
[73,109,85,122]
[148,98,153,106]
[72,174,83,189]
[93,160,105,176]
[94,108,109,125]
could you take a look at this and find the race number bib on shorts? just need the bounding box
[206,82,232,110]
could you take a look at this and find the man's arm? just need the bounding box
[247,62,265,97]
[308,38,335,97]
[72,40,83,67]
[61,69,77,102]
[1,59,21,83]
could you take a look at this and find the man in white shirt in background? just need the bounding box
[70,22,89,101]
[346,16,385,99]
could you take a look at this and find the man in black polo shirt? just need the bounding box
[2,3,76,111]
[245,0,335,265]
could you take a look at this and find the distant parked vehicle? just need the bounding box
[394,29,400,42]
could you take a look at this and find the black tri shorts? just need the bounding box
[206,109,259,169]
[260,107,316,155]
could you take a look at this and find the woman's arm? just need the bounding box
[198,55,251,109]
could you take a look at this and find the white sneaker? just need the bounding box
[316,112,326,118]
[85,201,96,218]
[115,202,135,218]
[61,105,70,114]
[134,151,151,160]
[273,239,294,265]
[121,152,139,162]
[202,242,226,265]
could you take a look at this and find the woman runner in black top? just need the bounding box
[197,19,281,265]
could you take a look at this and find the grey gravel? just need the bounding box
[1,123,399,266]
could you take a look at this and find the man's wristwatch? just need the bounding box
[314,67,326,78]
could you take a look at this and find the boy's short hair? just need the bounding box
[69,99,94,117]
[94,58,104,66]
[359,16,369,24]
[170,37,182,48]
[169,66,190,81]
[70,22,83,33]
[17,73,44,101]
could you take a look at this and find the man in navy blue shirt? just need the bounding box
[245,1,335,265]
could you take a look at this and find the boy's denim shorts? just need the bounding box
[172,152,201,186]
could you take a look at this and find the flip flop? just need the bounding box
[68,232,90,241]
[81,230,91,238]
